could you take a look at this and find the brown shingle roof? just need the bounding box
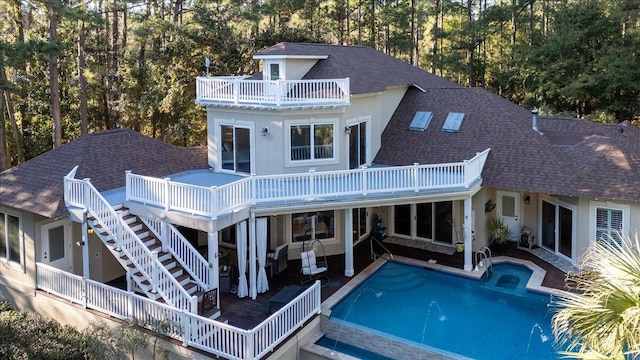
[375,87,640,201]
[254,42,462,94]
[0,129,207,219]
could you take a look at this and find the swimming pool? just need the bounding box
[326,261,558,359]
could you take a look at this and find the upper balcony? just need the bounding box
[195,76,350,109]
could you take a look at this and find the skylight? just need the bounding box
[409,111,433,131]
[442,112,465,132]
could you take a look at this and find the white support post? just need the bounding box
[81,217,90,278]
[126,267,133,292]
[82,178,91,210]
[163,178,171,211]
[127,273,134,317]
[161,221,169,252]
[308,169,315,199]
[344,209,354,277]
[361,166,368,196]
[125,170,132,201]
[82,279,87,309]
[249,213,257,300]
[464,197,473,271]
[210,186,217,220]
[413,163,420,192]
[190,295,198,314]
[207,232,219,291]
[152,251,160,293]
[181,310,190,347]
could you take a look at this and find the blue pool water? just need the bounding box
[329,261,558,360]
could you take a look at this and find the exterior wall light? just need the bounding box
[261,127,269,136]
[344,126,351,134]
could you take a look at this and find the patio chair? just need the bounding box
[267,244,289,276]
[300,249,328,287]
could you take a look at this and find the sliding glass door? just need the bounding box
[541,199,575,260]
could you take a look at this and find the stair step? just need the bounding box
[176,274,190,284]
[183,282,198,293]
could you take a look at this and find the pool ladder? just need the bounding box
[475,246,493,278]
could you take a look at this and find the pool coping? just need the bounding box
[321,255,567,318]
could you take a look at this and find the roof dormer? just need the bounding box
[254,54,328,81]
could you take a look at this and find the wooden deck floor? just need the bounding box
[219,241,568,329]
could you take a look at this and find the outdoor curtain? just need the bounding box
[236,221,248,298]
[256,218,269,293]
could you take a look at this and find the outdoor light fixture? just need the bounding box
[75,241,85,247]
[344,126,351,134]
[87,228,94,235]
[205,57,211,76]
[524,195,531,205]
[261,127,269,136]
[485,200,496,213]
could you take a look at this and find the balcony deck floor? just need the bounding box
[219,241,568,330]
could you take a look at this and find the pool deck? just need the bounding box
[218,241,569,330]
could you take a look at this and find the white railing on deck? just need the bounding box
[196,76,350,107]
[64,171,196,313]
[36,263,321,360]
[142,218,210,290]
[122,149,490,220]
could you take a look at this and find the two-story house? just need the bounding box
[1,42,639,359]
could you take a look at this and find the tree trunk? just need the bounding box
[78,21,88,135]
[0,90,5,171]
[47,0,62,148]
[430,0,440,74]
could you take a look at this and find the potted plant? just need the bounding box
[487,217,510,253]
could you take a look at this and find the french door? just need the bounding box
[541,199,575,260]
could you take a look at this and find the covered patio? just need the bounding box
[218,240,568,330]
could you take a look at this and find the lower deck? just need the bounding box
[219,240,567,329]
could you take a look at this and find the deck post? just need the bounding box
[249,213,257,300]
[163,178,171,211]
[464,197,473,271]
[207,231,218,291]
[344,208,354,277]
[210,186,217,220]
[413,163,420,192]
[81,217,90,278]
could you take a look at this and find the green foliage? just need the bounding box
[551,233,640,359]
[0,304,89,359]
[0,302,170,360]
[487,217,510,244]
[1,0,640,169]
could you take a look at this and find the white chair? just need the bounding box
[300,249,328,286]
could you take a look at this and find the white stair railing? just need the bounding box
[142,218,211,290]
[64,169,197,313]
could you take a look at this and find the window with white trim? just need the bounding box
[596,207,623,245]
[0,210,22,265]
[289,123,335,162]
[292,211,335,242]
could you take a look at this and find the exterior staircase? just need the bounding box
[87,203,212,315]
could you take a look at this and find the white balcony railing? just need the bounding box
[36,263,322,360]
[195,76,350,108]
[117,149,490,220]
